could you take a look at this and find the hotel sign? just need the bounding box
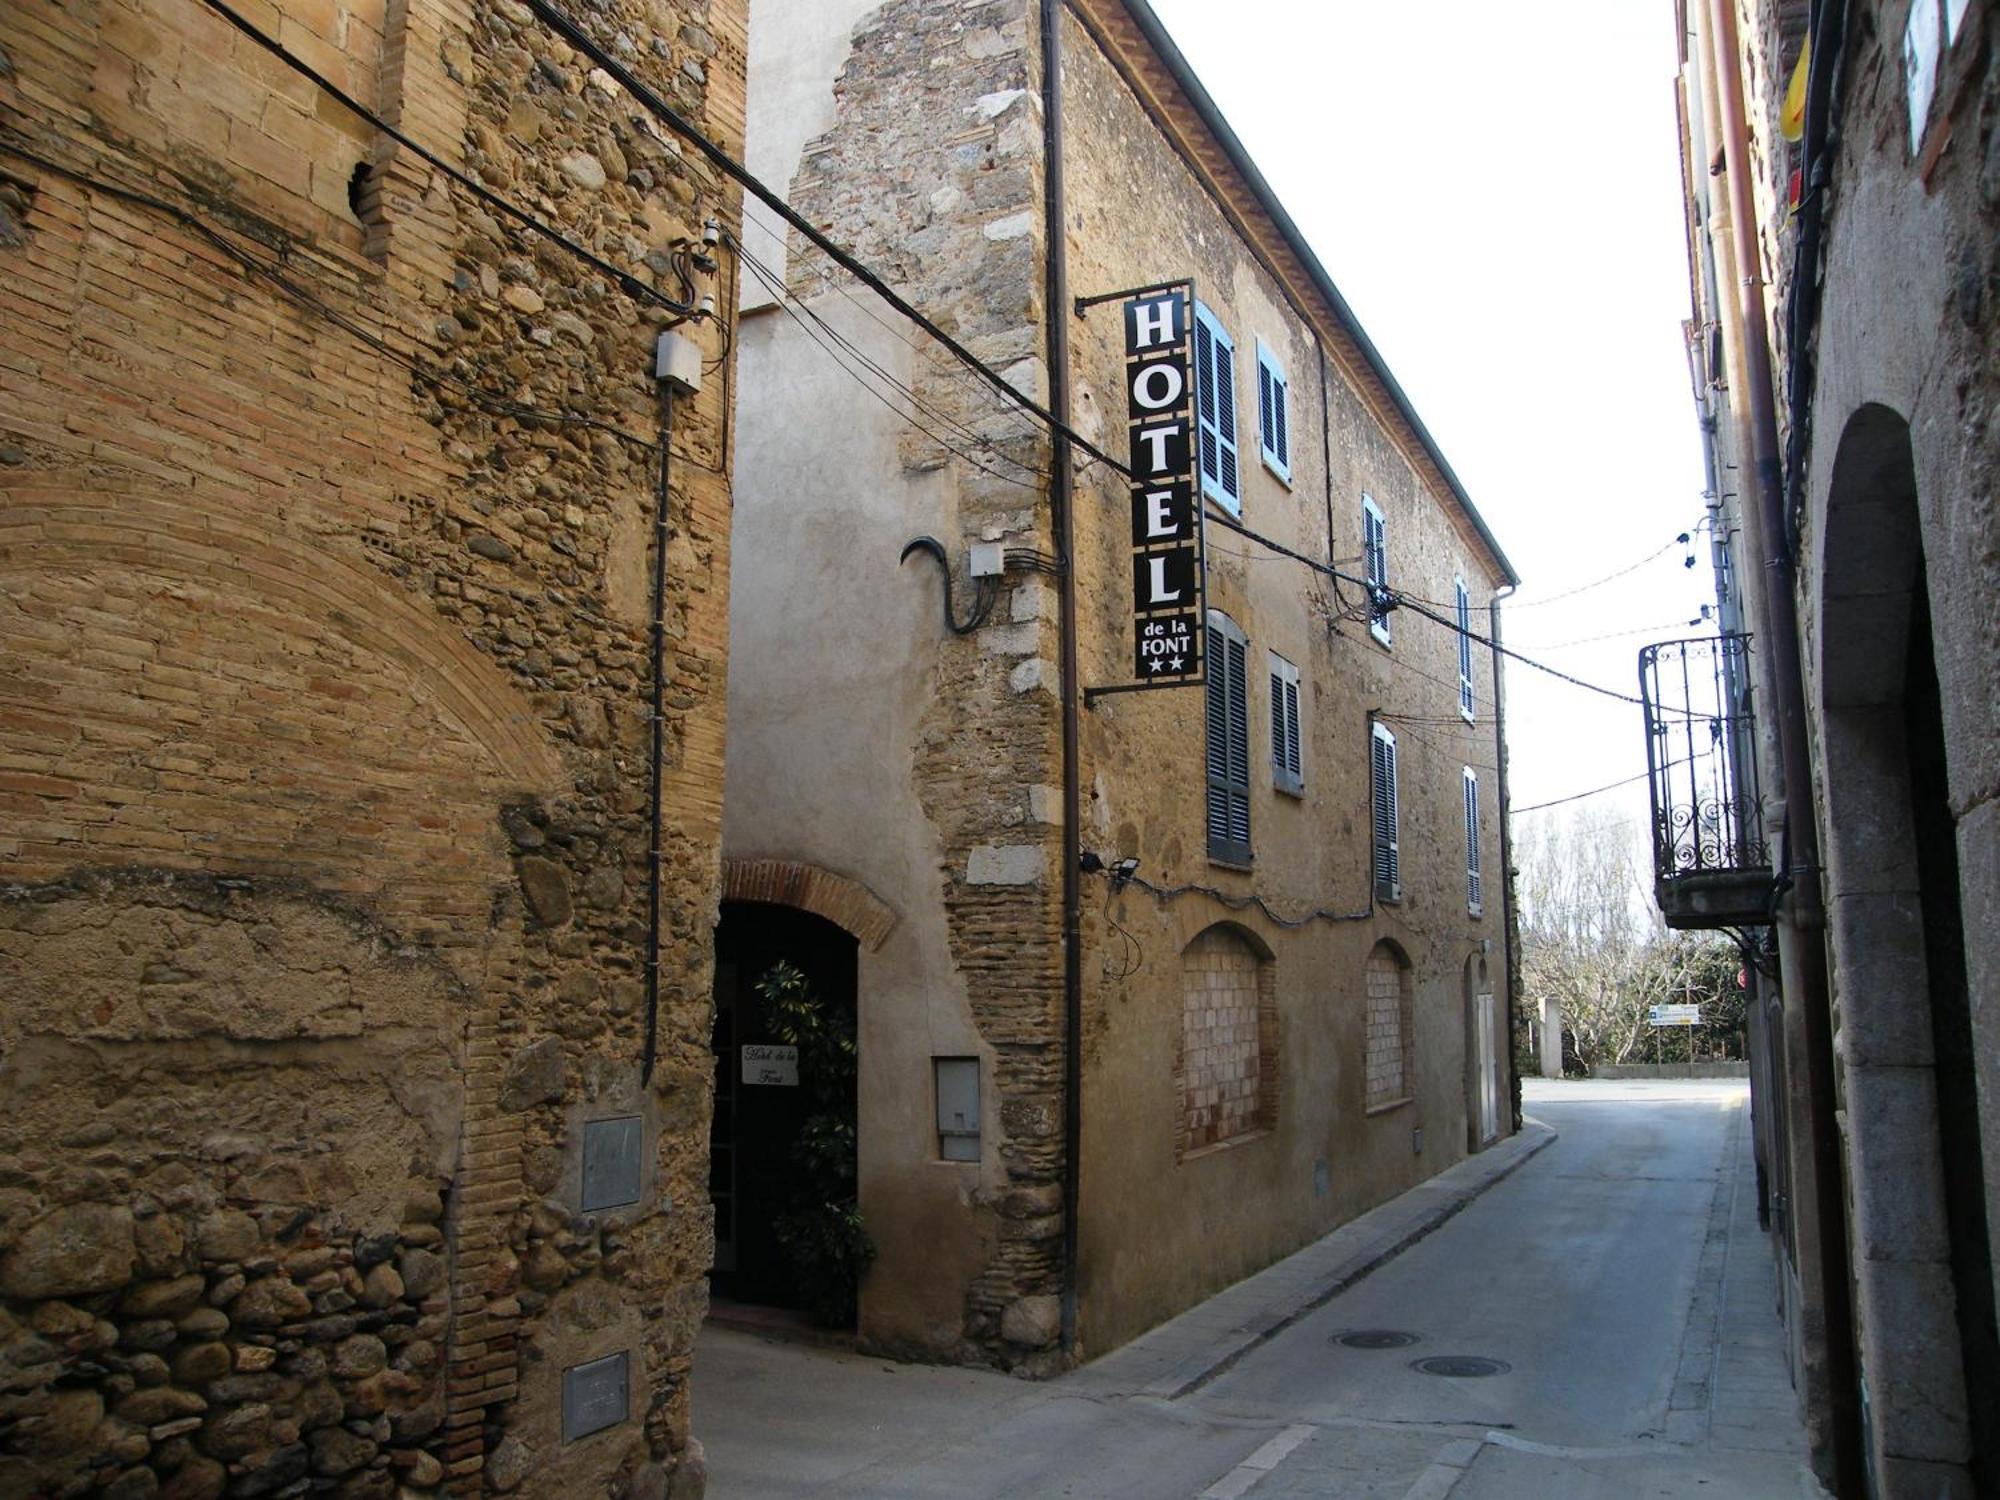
[1121,280,1205,689]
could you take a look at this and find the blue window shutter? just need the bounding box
[1195,304,1240,511]
[1194,313,1219,492]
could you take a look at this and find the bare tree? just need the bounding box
[1516,809,1740,1069]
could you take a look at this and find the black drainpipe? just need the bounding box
[640,385,673,1085]
[1488,586,1519,1129]
[1041,0,1083,1358]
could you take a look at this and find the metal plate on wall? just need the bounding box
[563,1351,630,1442]
[582,1115,643,1213]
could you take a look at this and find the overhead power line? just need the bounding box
[188,0,1684,722]
[200,0,703,321]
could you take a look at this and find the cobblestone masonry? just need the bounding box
[0,0,744,1495]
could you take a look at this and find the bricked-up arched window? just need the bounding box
[1177,924,1278,1157]
[1364,941,1415,1111]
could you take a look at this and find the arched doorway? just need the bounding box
[710,902,860,1322]
[1817,403,1995,1490]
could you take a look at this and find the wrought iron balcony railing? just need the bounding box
[1639,634,1773,929]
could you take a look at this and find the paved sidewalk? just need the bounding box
[1075,1122,1557,1400]
[693,1123,1556,1498]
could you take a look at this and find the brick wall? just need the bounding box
[0,0,744,1494]
[1178,926,1276,1154]
[1364,945,1414,1112]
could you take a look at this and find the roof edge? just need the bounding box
[1114,0,1520,587]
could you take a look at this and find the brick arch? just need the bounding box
[720,858,898,952]
[0,494,564,792]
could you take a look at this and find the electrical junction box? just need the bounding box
[968,542,1005,578]
[655,330,703,395]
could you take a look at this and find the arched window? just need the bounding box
[1365,941,1415,1111]
[1177,924,1277,1156]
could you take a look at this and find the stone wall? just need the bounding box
[0,0,743,1493]
[770,0,1069,1373]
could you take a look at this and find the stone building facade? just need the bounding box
[0,0,743,1495]
[1666,2,1999,1495]
[724,0,1518,1371]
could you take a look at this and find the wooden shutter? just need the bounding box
[1456,577,1475,720]
[1195,305,1240,511]
[1270,653,1302,795]
[1371,724,1399,899]
[1206,618,1251,862]
[1363,497,1390,644]
[1256,341,1291,482]
[1464,768,1483,915]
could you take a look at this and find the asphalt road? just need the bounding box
[691,1080,1825,1498]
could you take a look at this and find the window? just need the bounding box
[1464,767,1483,917]
[1205,612,1251,864]
[1255,339,1291,484]
[1362,495,1390,645]
[1364,942,1414,1111]
[1177,925,1277,1156]
[1268,651,1302,796]
[1455,575,1475,721]
[1193,302,1241,513]
[1371,721,1399,902]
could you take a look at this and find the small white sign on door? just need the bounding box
[740,1044,799,1086]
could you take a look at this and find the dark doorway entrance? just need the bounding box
[709,901,859,1316]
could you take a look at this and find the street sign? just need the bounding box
[1649,1003,1701,1027]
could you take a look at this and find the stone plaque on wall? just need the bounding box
[563,1351,630,1442]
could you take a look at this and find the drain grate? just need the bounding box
[1412,1355,1511,1378]
[1332,1329,1421,1350]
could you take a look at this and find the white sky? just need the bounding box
[1144,0,1716,837]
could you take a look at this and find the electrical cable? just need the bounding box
[210,0,1685,723]
[733,247,1050,494]
[731,234,1050,486]
[1100,883,1143,980]
[518,0,1694,721]
[522,0,1135,480]
[1511,765,1658,814]
[0,134,663,454]
[1121,870,1373,930]
[196,0,703,323]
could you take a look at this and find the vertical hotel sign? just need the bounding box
[1123,281,1204,686]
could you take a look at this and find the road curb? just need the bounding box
[1150,1123,1560,1400]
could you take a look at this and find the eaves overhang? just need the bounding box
[1074,0,1520,588]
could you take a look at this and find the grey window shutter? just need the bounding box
[1206,621,1251,863]
[1372,727,1399,899]
[1273,372,1289,470]
[1465,771,1483,914]
[1457,578,1475,719]
[1215,335,1239,501]
[1284,678,1301,781]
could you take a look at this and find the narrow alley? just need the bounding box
[694,1080,1820,1499]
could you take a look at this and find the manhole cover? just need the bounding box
[1412,1355,1512,1378]
[1332,1329,1421,1350]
